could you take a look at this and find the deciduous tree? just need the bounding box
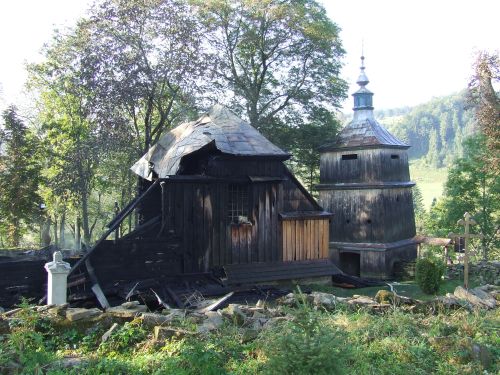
[82,0,206,155]
[467,51,500,175]
[425,135,500,259]
[194,0,347,132]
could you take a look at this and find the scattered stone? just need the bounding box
[347,296,377,307]
[204,311,223,324]
[121,301,141,309]
[454,286,496,309]
[309,291,339,309]
[101,322,119,342]
[375,290,395,304]
[252,310,266,319]
[277,293,296,307]
[263,316,290,329]
[106,304,147,318]
[469,287,497,309]
[198,311,224,332]
[36,304,54,312]
[66,308,102,322]
[48,304,69,317]
[256,299,265,308]
[434,294,462,309]
[249,317,269,331]
[222,304,246,326]
[241,328,259,343]
[141,312,176,327]
[469,341,493,368]
[0,317,10,335]
[154,326,193,341]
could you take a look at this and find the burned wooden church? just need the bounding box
[318,56,417,278]
[0,58,418,307]
[66,104,338,298]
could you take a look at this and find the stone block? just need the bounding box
[66,308,102,322]
[154,326,193,341]
[141,312,175,327]
[48,303,69,317]
[454,286,496,309]
[198,311,224,333]
[0,317,10,335]
[121,301,141,309]
[106,305,147,318]
[222,304,246,326]
[101,322,119,342]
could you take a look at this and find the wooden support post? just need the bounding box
[114,201,120,242]
[449,212,483,289]
[158,181,167,237]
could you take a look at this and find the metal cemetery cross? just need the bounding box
[449,212,483,289]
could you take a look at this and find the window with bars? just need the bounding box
[228,184,250,224]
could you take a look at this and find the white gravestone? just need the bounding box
[44,251,71,305]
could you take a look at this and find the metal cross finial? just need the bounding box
[361,40,365,69]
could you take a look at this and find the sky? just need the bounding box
[0,0,498,113]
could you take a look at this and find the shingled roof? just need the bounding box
[319,114,409,151]
[131,105,290,179]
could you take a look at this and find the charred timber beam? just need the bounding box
[69,179,160,276]
[120,215,160,240]
[85,258,110,309]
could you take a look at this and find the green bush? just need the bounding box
[262,288,349,375]
[415,257,445,294]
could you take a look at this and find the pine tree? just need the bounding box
[0,106,42,247]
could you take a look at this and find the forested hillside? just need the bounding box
[375,92,476,167]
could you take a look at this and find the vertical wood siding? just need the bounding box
[281,218,329,261]
[162,180,282,271]
[320,149,410,184]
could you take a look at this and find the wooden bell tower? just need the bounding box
[318,56,417,279]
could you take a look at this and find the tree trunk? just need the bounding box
[75,216,81,251]
[81,192,91,247]
[53,215,59,248]
[8,219,20,248]
[60,210,66,249]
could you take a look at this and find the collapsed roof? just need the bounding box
[131,105,290,180]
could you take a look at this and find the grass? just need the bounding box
[409,161,448,209]
[304,277,480,301]
[1,283,499,375]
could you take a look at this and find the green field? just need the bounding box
[409,162,448,209]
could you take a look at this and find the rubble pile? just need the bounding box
[0,283,497,347]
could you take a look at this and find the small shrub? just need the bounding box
[262,288,349,375]
[415,257,445,294]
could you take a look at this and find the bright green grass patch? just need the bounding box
[305,277,481,301]
[410,161,448,209]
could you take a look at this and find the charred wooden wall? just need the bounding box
[135,154,329,274]
[282,179,317,211]
[137,179,284,272]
